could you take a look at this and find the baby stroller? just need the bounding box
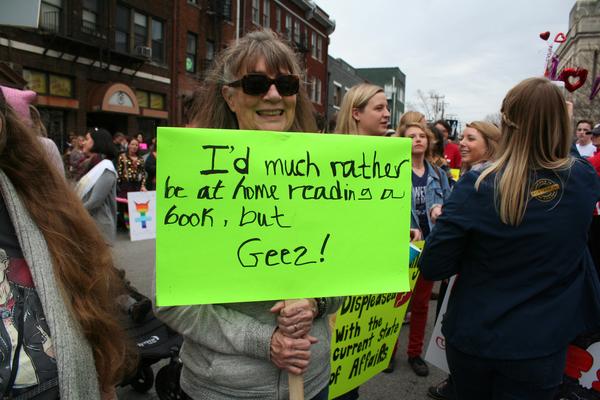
[117,269,183,395]
[121,310,183,394]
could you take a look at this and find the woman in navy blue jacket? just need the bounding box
[420,77,600,399]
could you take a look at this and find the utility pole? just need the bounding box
[391,76,396,128]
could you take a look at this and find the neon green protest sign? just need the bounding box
[156,128,412,306]
[328,243,423,399]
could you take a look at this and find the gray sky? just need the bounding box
[317,0,575,124]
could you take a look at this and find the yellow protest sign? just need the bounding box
[328,242,423,398]
[156,128,412,305]
[450,168,460,181]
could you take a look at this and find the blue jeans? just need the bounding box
[446,343,566,400]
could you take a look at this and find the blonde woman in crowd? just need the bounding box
[427,120,501,400]
[421,77,600,399]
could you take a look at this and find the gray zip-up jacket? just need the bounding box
[157,298,342,399]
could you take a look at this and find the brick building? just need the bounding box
[0,0,174,151]
[0,0,334,148]
[234,0,335,119]
[173,0,237,125]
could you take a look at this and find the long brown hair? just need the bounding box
[189,29,317,132]
[0,95,135,390]
[476,77,573,225]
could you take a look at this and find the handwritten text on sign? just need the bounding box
[328,243,422,398]
[156,128,412,306]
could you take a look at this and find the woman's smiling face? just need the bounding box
[222,57,297,132]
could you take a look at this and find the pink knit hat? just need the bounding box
[0,85,37,126]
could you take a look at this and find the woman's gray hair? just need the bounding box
[188,29,317,132]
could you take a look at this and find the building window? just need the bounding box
[302,27,308,49]
[223,0,232,21]
[285,15,292,40]
[311,32,316,58]
[81,0,99,34]
[262,0,270,28]
[186,33,197,73]
[115,5,129,53]
[316,36,322,61]
[40,0,62,32]
[150,93,165,110]
[115,7,165,63]
[136,90,165,110]
[136,90,149,108]
[252,0,260,25]
[133,12,147,49]
[49,75,73,97]
[309,76,316,102]
[275,7,281,32]
[152,19,164,63]
[23,69,74,98]
[23,70,48,94]
[293,20,300,44]
[315,78,322,104]
[206,40,215,61]
[333,82,342,107]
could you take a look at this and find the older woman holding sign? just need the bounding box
[157,30,342,400]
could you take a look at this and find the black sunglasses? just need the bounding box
[226,74,300,96]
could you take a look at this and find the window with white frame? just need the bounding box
[275,7,281,32]
[315,78,322,104]
[316,36,323,61]
[311,32,317,58]
[262,0,270,27]
[333,82,342,107]
[293,20,300,43]
[310,76,316,102]
[133,12,148,49]
[252,0,260,25]
[285,15,292,40]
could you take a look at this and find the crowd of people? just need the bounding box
[0,27,599,400]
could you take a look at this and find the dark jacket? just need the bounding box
[420,158,600,359]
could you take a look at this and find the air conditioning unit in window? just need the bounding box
[135,46,152,59]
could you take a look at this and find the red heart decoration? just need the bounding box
[554,32,567,43]
[558,68,588,92]
[394,292,411,307]
[539,31,550,41]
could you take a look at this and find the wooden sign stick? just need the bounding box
[285,299,304,400]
